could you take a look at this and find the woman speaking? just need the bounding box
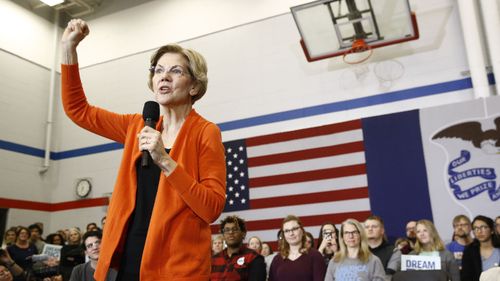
[60,19,226,281]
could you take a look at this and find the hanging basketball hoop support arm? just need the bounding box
[365,0,381,40]
[324,0,381,45]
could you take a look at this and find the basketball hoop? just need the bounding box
[343,39,373,64]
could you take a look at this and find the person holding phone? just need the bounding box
[317,223,339,265]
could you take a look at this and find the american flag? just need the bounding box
[211,119,371,248]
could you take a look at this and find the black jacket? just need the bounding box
[461,242,482,281]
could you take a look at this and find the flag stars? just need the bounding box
[224,141,249,210]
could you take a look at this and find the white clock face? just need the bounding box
[76,179,91,198]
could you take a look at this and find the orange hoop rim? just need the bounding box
[342,39,373,65]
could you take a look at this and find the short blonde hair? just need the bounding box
[148,44,208,104]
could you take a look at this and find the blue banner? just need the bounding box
[448,150,500,201]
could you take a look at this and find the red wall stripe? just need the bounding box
[0,197,109,212]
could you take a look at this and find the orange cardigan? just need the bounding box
[61,64,226,281]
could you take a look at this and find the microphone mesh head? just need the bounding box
[142,101,160,121]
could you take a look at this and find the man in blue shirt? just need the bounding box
[445,214,473,269]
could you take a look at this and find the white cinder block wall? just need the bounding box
[0,0,486,235]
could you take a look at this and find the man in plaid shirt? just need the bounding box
[210,216,266,281]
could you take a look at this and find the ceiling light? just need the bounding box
[40,0,65,6]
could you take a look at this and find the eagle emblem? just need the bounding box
[432,116,500,202]
[432,117,500,154]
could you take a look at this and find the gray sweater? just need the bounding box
[69,262,117,281]
[324,254,385,281]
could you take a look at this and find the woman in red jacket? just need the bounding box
[60,19,226,281]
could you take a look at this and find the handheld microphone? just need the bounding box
[141,101,160,167]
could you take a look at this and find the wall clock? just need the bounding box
[76,179,92,198]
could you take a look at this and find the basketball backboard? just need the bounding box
[290,0,419,62]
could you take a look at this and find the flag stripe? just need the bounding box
[248,141,364,167]
[246,120,362,146]
[250,175,368,199]
[249,163,366,188]
[211,210,371,234]
[250,186,368,209]
[249,210,372,231]
[248,152,365,178]
[232,226,325,245]
[247,129,363,158]
[217,198,370,222]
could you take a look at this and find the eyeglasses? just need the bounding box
[472,225,489,232]
[222,227,241,234]
[85,240,101,249]
[453,223,470,228]
[149,65,191,78]
[283,226,301,235]
[343,230,360,237]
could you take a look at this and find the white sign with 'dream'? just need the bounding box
[401,255,441,271]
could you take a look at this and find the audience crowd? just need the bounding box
[1,214,499,281]
[0,221,102,281]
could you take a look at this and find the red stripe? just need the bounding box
[246,120,362,147]
[248,141,364,167]
[250,187,368,209]
[51,198,109,211]
[0,197,109,211]
[0,198,52,211]
[250,164,366,188]
[248,211,372,231]
[211,210,371,233]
